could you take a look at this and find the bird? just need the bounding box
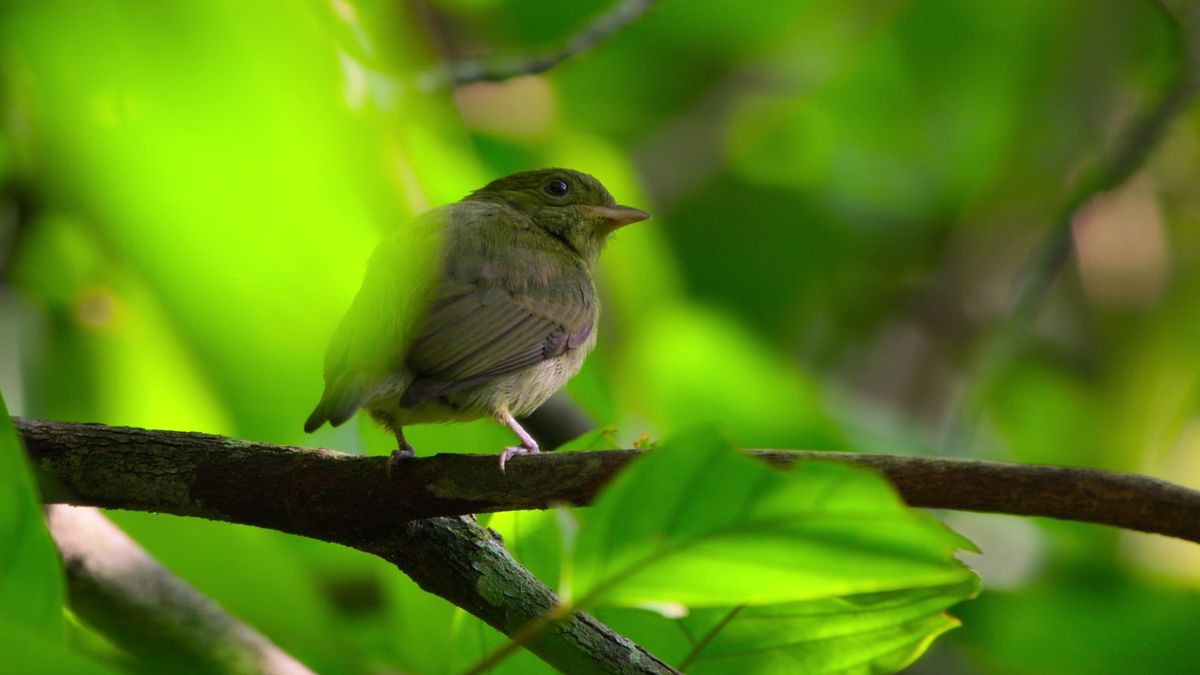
[304,168,650,472]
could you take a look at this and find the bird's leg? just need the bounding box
[498,410,539,472]
[386,428,415,479]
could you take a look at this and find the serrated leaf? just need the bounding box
[680,578,979,674]
[569,428,974,608]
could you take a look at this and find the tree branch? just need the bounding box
[23,418,676,674]
[373,517,675,674]
[417,0,659,90]
[48,505,314,675]
[22,417,1200,545]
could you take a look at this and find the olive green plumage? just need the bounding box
[304,168,649,469]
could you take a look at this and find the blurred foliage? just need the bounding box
[2,0,1199,673]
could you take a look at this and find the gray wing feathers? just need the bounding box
[399,280,595,408]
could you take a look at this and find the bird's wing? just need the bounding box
[399,271,595,407]
[304,207,448,431]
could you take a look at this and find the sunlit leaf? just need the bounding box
[568,428,976,608]
[0,392,65,642]
[680,579,978,674]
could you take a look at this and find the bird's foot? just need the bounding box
[385,444,416,480]
[497,410,540,473]
[499,444,539,473]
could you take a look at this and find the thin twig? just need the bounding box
[944,0,1200,453]
[417,0,658,90]
[20,418,1200,545]
[1009,0,1200,331]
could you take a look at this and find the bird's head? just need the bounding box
[468,168,650,264]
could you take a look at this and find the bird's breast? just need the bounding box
[494,346,591,416]
[454,326,596,418]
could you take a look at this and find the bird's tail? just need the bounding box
[304,375,372,433]
[303,401,327,434]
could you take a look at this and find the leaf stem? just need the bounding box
[677,606,745,670]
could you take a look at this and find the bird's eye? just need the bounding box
[544,179,570,197]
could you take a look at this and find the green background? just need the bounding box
[2,0,1199,673]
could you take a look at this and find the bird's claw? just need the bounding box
[499,444,538,473]
[386,445,415,480]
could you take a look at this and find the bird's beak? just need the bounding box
[589,205,651,229]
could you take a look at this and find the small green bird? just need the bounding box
[304,168,649,470]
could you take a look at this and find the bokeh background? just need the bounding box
[2,0,1199,672]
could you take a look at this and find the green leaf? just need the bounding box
[680,579,979,674]
[0,393,66,641]
[0,618,123,675]
[568,428,975,608]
